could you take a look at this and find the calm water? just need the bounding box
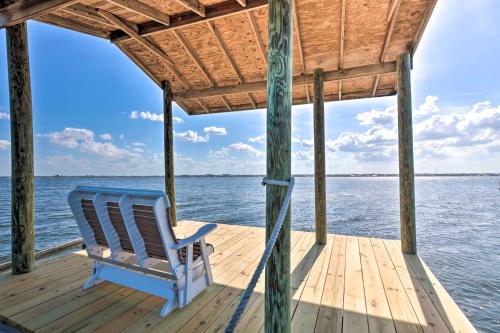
[0,176,498,332]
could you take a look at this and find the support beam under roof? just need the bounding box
[247,10,267,66]
[173,62,396,100]
[174,0,206,17]
[107,0,170,26]
[111,0,268,43]
[0,0,78,27]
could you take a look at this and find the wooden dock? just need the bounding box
[0,221,475,333]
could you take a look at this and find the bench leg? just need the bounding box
[83,261,104,289]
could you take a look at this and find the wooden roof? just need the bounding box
[0,0,437,114]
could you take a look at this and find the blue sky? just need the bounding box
[1,0,500,176]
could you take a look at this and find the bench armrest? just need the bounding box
[173,223,217,250]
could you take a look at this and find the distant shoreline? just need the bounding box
[1,173,499,178]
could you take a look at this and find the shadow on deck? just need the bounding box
[0,221,475,332]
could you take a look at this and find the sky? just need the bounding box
[0,0,500,176]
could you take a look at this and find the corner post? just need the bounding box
[7,22,35,274]
[313,68,327,245]
[397,52,416,254]
[265,0,293,331]
[162,80,177,227]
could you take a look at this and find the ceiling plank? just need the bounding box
[338,0,346,101]
[174,62,397,100]
[174,0,205,17]
[0,0,78,27]
[111,0,268,43]
[107,0,170,26]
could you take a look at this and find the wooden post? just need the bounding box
[7,22,35,274]
[313,68,327,245]
[162,80,177,227]
[397,52,416,254]
[265,0,293,331]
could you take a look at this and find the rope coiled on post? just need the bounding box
[224,177,295,333]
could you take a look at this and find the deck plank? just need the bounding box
[314,234,347,333]
[383,240,450,333]
[370,238,423,333]
[358,237,396,333]
[343,236,369,333]
[0,221,476,333]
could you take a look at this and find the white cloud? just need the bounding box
[415,96,439,117]
[249,134,265,144]
[39,128,140,160]
[132,142,145,147]
[0,140,10,150]
[0,112,9,120]
[209,142,264,158]
[356,106,396,126]
[293,150,313,161]
[173,117,184,124]
[130,111,163,122]
[119,134,125,140]
[204,126,227,136]
[174,130,209,143]
[99,133,112,140]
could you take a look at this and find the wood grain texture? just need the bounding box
[0,223,475,332]
[0,0,77,27]
[313,68,327,245]
[163,80,177,227]
[397,52,416,254]
[6,22,35,275]
[265,0,293,331]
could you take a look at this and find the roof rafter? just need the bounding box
[174,62,397,100]
[172,29,232,112]
[0,0,78,27]
[111,0,268,43]
[236,0,246,7]
[62,4,116,27]
[373,0,401,97]
[206,21,257,109]
[36,12,109,38]
[292,0,309,103]
[247,11,267,66]
[107,0,170,26]
[174,0,206,17]
[338,0,346,101]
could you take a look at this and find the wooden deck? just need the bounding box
[0,221,475,333]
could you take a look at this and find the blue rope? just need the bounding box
[224,177,295,333]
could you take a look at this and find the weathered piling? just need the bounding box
[265,0,293,331]
[313,68,327,245]
[162,80,177,227]
[397,52,416,254]
[7,22,35,274]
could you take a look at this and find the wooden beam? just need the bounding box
[36,13,111,39]
[172,29,231,112]
[380,0,401,62]
[206,21,257,109]
[313,68,326,245]
[116,43,161,86]
[111,0,268,43]
[62,4,116,27]
[412,0,438,55]
[107,0,170,26]
[163,80,177,227]
[173,62,396,99]
[397,53,416,254]
[247,10,267,65]
[387,0,401,23]
[265,0,292,331]
[174,0,205,17]
[338,0,346,102]
[236,0,246,6]
[371,74,380,97]
[7,22,35,274]
[292,0,309,103]
[0,0,78,27]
